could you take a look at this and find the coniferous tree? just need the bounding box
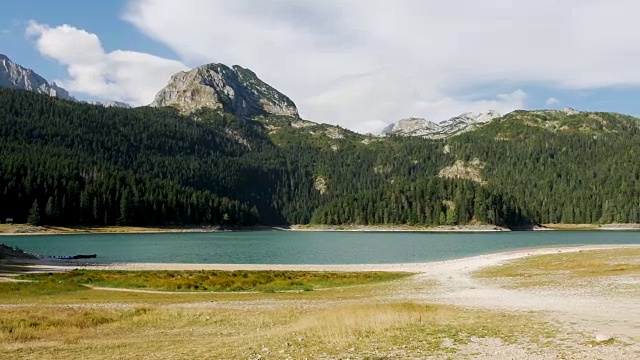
[27,200,41,225]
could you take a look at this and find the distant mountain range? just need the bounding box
[0,54,130,108]
[85,101,131,108]
[381,111,502,138]
[0,53,592,137]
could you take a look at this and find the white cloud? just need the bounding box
[546,97,560,106]
[302,69,525,133]
[121,0,640,131]
[26,21,188,106]
[25,1,640,131]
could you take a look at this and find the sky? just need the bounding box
[2,0,640,133]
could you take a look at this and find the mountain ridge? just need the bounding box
[382,110,502,138]
[0,54,74,101]
[86,100,132,108]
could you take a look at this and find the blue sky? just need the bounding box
[3,1,135,74]
[2,0,640,133]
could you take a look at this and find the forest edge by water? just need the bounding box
[1,223,639,236]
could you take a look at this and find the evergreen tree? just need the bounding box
[27,200,41,225]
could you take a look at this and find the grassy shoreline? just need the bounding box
[17,270,412,293]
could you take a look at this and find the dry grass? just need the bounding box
[474,248,640,291]
[0,306,151,343]
[0,302,555,359]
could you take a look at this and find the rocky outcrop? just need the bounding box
[531,108,581,116]
[314,176,328,195]
[382,111,502,139]
[438,158,487,185]
[151,63,299,119]
[0,54,74,100]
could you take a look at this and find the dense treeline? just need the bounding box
[0,90,266,225]
[310,178,524,226]
[0,89,638,227]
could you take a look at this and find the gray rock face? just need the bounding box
[87,101,131,108]
[0,54,74,101]
[151,63,299,119]
[382,117,440,137]
[382,111,502,138]
[438,110,501,136]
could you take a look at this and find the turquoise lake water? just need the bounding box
[1,231,639,264]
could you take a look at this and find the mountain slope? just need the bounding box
[0,54,74,100]
[445,109,639,224]
[0,89,271,226]
[151,63,299,118]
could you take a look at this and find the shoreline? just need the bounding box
[0,223,511,235]
[12,244,639,273]
[1,223,638,236]
[286,224,511,232]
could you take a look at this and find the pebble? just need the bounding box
[595,334,613,342]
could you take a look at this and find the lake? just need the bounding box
[1,231,639,264]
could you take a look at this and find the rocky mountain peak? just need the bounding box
[151,63,300,119]
[382,110,502,139]
[0,54,74,101]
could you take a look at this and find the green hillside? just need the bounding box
[0,89,637,227]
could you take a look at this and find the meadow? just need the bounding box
[1,246,638,359]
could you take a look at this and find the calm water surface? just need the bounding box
[1,231,639,264]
